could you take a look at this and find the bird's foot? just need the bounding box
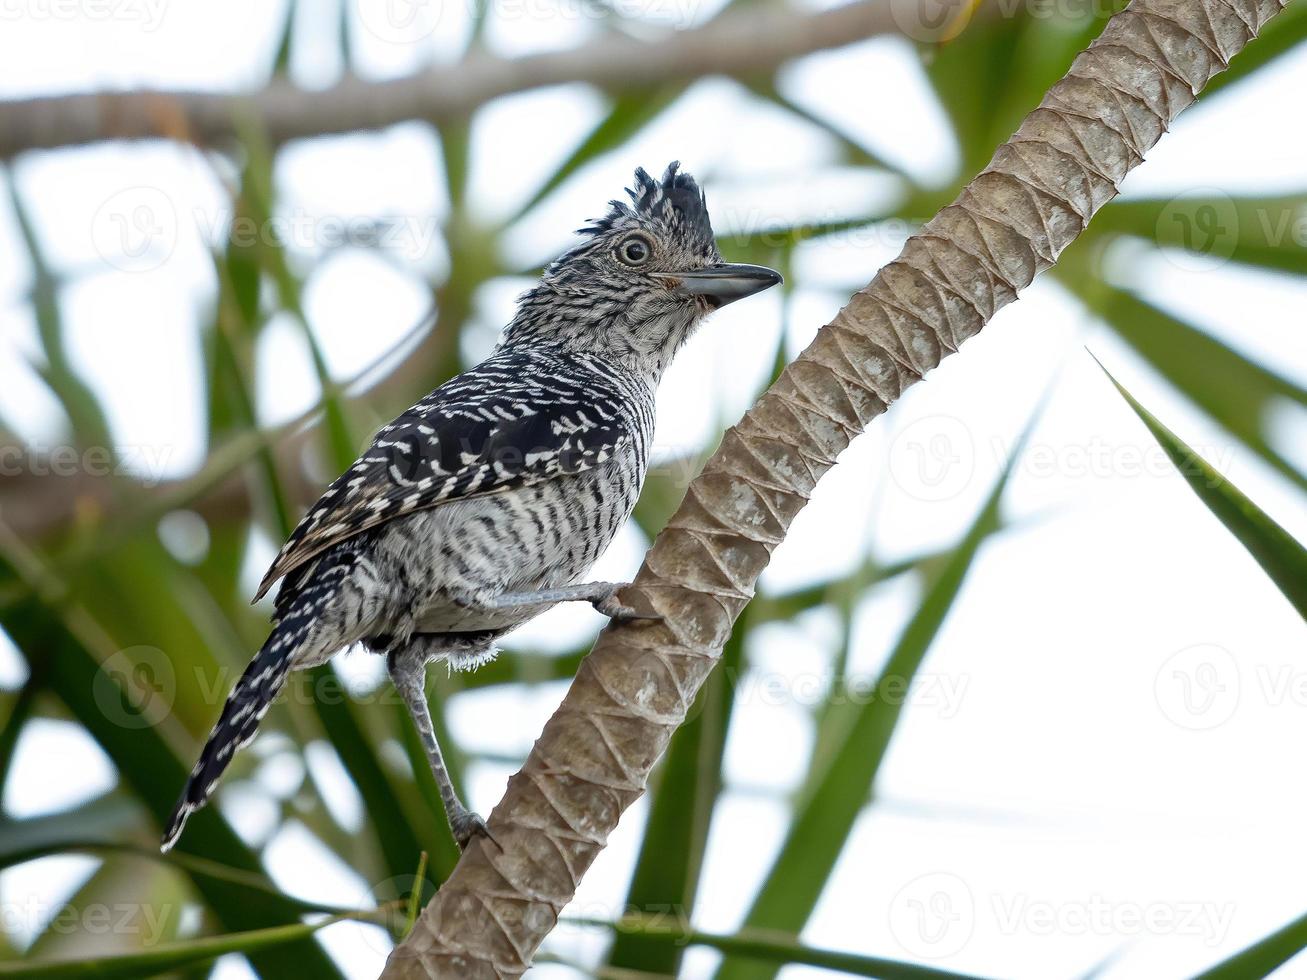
[450,808,500,852]
[592,582,662,623]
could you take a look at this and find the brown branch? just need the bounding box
[382,0,1288,975]
[0,0,901,158]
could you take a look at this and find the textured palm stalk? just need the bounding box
[384,0,1286,974]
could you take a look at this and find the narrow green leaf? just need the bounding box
[272,0,295,75]
[1073,285,1307,494]
[1096,360,1307,617]
[1193,909,1307,979]
[712,214,885,270]
[404,851,428,939]
[0,793,140,857]
[740,79,904,179]
[1090,195,1307,277]
[208,249,296,537]
[509,86,687,226]
[233,117,358,471]
[1001,0,1122,128]
[579,915,990,980]
[924,10,1033,177]
[5,178,112,450]
[0,911,383,979]
[716,434,1023,980]
[0,840,348,917]
[0,675,39,790]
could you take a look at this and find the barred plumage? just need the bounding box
[163,162,780,852]
[254,347,653,602]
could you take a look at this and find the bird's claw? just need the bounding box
[592,585,662,623]
[450,810,500,852]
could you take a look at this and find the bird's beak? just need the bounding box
[661,263,783,308]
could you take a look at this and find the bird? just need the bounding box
[161,162,781,853]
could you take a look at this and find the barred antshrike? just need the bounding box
[163,163,781,851]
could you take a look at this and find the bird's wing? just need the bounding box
[254,352,639,602]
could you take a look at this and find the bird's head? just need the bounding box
[502,162,782,379]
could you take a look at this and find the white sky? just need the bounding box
[0,1,1304,978]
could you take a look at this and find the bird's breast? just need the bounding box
[396,453,647,635]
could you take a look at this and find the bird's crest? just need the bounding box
[579,162,716,254]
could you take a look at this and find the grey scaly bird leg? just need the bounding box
[481,580,658,621]
[386,646,493,850]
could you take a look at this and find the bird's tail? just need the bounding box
[160,625,297,852]
[161,544,363,852]
[160,557,352,852]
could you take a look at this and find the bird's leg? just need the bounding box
[480,581,659,622]
[385,645,493,850]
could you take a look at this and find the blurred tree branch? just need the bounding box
[381,0,1289,975]
[0,0,902,158]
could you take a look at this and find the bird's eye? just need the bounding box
[617,235,652,266]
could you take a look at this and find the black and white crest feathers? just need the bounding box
[579,161,716,255]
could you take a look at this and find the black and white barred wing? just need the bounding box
[254,364,634,602]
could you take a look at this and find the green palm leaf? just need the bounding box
[1097,360,1307,617]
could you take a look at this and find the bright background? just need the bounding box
[0,0,1304,978]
